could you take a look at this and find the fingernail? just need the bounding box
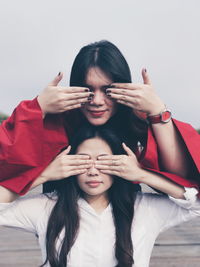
[88,97,92,101]
[107,94,111,97]
[89,93,94,97]
[106,89,111,94]
[85,88,89,92]
[81,102,86,106]
[58,72,61,76]
[144,68,147,73]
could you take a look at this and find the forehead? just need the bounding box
[76,137,112,157]
[85,67,112,87]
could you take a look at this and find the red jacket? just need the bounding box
[0,98,200,196]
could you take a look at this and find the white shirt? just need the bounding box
[0,188,200,267]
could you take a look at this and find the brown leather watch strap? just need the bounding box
[147,109,172,124]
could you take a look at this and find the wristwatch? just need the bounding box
[147,109,172,124]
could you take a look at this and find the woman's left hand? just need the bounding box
[106,68,165,116]
[95,143,143,181]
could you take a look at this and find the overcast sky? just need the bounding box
[0,0,199,128]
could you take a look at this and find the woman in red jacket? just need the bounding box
[0,40,199,195]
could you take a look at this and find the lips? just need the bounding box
[86,181,103,188]
[87,110,107,117]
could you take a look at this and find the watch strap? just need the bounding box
[147,109,172,124]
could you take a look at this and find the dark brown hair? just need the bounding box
[41,125,141,267]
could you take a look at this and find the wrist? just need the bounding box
[148,103,166,116]
[37,95,47,118]
[130,168,147,183]
[147,107,172,124]
[39,174,49,183]
[31,175,48,189]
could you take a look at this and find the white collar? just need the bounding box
[78,198,112,217]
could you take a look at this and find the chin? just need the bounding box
[87,117,109,126]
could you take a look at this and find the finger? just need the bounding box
[97,155,122,160]
[62,86,90,93]
[108,93,136,103]
[106,88,137,97]
[67,159,93,165]
[67,169,87,176]
[63,97,90,107]
[48,72,63,86]
[99,169,119,176]
[58,146,71,157]
[122,143,135,156]
[59,156,92,165]
[69,164,93,170]
[64,92,93,100]
[95,164,119,170]
[110,83,134,89]
[95,160,120,166]
[108,83,144,91]
[68,155,91,160]
[63,103,82,111]
[142,68,152,85]
[116,99,134,108]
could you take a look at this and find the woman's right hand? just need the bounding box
[30,146,93,188]
[37,73,93,116]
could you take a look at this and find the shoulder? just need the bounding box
[133,192,177,230]
[134,192,171,212]
[11,192,57,213]
[0,193,58,231]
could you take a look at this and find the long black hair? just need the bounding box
[41,125,141,267]
[67,40,147,147]
[43,40,147,193]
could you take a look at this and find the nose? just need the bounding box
[90,90,105,106]
[87,163,99,176]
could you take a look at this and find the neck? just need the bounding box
[84,193,109,214]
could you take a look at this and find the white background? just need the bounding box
[0,0,199,128]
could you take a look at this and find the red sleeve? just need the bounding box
[139,118,200,197]
[0,98,68,195]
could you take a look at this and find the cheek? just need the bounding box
[76,174,85,187]
[104,175,113,187]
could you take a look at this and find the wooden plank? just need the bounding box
[0,186,200,266]
[149,218,200,266]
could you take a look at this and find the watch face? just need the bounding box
[161,110,171,122]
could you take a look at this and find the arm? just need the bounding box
[150,118,190,178]
[128,142,198,199]
[107,68,195,178]
[0,73,93,195]
[0,146,92,203]
[96,143,199,199]
[140,118,200,192]
[0,98,68,195]
[0,186,18,203]
[139,188,200,238]
[137,168,185,199]
[0,193,50,233]
[139,70,190,178]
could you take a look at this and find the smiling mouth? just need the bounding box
[87,110,107,117]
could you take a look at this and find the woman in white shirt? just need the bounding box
[0,125,200,267]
